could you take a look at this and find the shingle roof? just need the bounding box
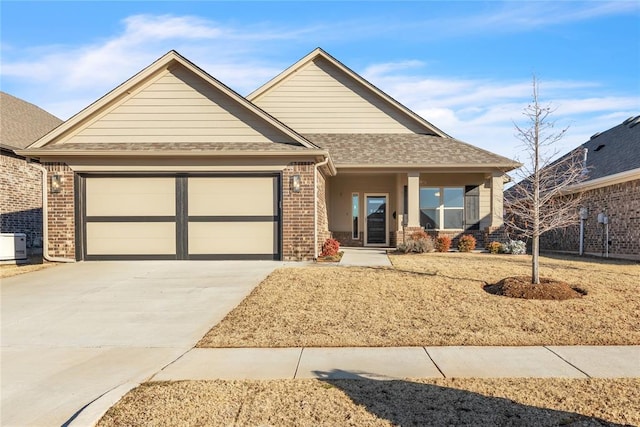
[30,141,316,153]
[304,133,519,169]
[576,116,640,181]
[0,91,62,150]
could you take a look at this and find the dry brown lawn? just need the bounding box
[0,259,57,278]
[98,378,640,426]
[198,253,640,347]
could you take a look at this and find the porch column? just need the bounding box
[490,172,504,227]
[407,171,421,227]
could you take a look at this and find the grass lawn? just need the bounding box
[198,253,640,347]
[98,378,640,426]
[0,259,57,278]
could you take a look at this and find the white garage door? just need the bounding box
[82,175,280,260]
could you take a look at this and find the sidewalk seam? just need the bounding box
[293,347,304,379]
[543,346,591,378]
[423,347,446,378]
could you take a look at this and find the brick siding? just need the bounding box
[44,163,75,259]
[540,179,640,259]
[282,162,316,260]
[316,169,332,254]
[0,151,43,254]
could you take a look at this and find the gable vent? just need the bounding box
[594,144,605,152]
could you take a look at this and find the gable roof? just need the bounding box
[24,50,321,156]
[305,133,520,170]
[248,48,449,137]
[0,91,62,151]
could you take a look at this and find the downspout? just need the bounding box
[27,161,75,263]
[314,156,330,259]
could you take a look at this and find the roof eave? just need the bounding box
[562,168,640,194]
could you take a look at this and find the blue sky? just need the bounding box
[1,1,639,162]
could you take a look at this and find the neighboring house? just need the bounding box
[19,49,519,261]
[0,91,63,254]
[537,117,640,260]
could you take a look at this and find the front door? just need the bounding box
[365,194,388,246]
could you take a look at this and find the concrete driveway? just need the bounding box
[1,260,281,427]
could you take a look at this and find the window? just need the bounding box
[352,193,359,239]
[419,187,464,229]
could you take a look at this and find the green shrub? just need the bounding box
[435,235,452,252]
[457,234,477,252]
[320,238,340,257]
[487,241,503,254]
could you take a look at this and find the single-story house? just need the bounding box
[1,91,63,255]
[538,116,640,260]
[19,48,519,261]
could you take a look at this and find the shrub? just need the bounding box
[503,239,527,255]
[435,235,452,252]
[457,234,477,252]
[320,238,340,257]
[487,241,503,254]
[409,229,430,241]
[397,231,435,253]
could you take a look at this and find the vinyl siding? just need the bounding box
[69,65,298,145]
[253,57,429,134]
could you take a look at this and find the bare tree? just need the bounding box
[505,77,586,284]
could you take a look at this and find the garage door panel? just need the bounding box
[188,222,276,255]
[188,177,276,216]
[86,222,176,255]
[86,177,175,216]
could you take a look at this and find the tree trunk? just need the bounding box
[532,234,540,284]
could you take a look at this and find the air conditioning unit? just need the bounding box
[0,233,28,264]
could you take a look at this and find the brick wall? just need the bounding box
[316,169,332,254]
[0,151,43,254]
[282,162,315,260]
[44,163,75,259]
[540,179,640,258]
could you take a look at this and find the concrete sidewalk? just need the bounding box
[68,345,639,426]
[152,345,640,381]
[339,247,393,267]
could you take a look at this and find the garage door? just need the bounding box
[81,174,280,260]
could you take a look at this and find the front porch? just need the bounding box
[326,170,508,249]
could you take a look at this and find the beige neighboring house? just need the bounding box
[19,49,519,261]
[1,91,63,254]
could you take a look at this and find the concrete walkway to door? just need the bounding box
[0,260,281,427]
[339,247,393,267]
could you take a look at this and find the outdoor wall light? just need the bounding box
[50,174,62,194]
[291,174,302,193]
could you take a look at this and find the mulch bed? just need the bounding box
[484,276,586,300]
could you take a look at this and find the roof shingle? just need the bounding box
[0,92,62,150]
[304,133,519,168]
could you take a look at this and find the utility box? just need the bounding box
[0,233,28,264]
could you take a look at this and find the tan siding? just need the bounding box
[253,58,428,134]
[69,65,298,145]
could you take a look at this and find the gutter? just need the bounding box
[313,155,331,259]
[16,149,332,158]
[26,161,75,263]
[562,168,640,194]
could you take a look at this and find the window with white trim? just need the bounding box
[419,187,464,230]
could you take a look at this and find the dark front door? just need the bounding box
[366,195,387,245]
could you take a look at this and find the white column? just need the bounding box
[407,172,421,227]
